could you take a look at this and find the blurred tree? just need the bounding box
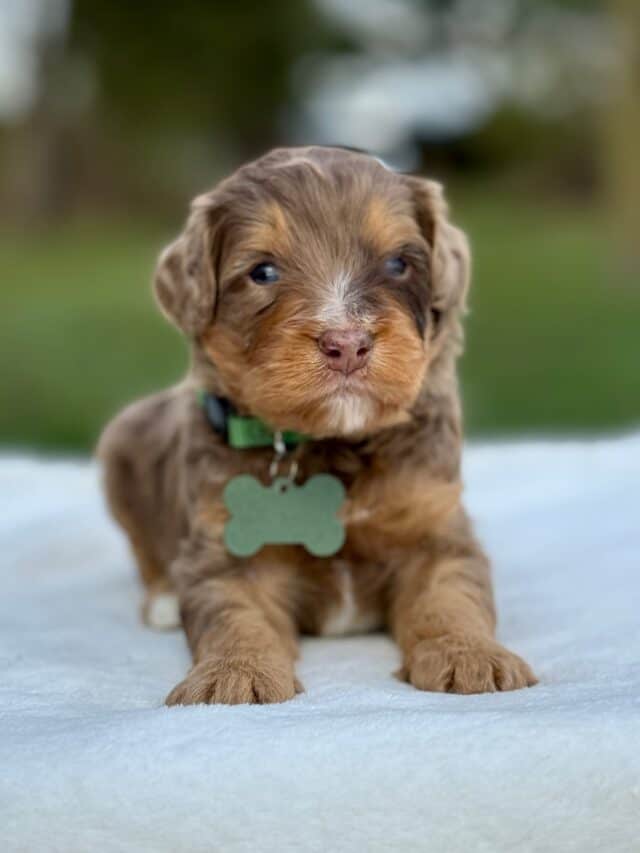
[1,2,79,222]
[69,0,340,149]
[2,0,347,222]
[0,0,626,225]
[604,0,639,278]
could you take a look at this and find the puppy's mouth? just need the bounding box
[323,367,370,393]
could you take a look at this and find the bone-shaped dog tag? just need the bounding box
[223,474,346,558]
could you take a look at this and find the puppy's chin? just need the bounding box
[315,385,422,438]
[242,384,417,440]
[320,390,378,437]
[241,356,427,440]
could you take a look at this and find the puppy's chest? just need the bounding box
[196,456,425,636]
[304,477,395,637]
[315,560,384,636]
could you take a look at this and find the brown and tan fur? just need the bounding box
[99,146,536,705]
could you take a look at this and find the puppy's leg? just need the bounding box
[390,528,536,694]
[98,392,183,630]
[166,536,301,706]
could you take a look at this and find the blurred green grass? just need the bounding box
[1,190,639,451]
[458,189,640,437]
[0,222,187,451]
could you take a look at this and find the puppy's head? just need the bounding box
[155,147,469,438]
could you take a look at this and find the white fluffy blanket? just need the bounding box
[1,436,639,852]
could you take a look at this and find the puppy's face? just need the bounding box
[155,147,469,438]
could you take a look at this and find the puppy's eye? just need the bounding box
[249,263,280,285]
[385,256,408,277]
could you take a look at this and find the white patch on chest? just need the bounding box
[321,564,382,637]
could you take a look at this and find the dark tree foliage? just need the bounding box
[69,0,347,154]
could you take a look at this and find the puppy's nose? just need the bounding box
[318,328,373,375]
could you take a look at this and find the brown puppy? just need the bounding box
[99,146,536,705]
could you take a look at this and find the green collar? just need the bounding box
[197,391,307,450]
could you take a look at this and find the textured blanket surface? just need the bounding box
[1,435,639,852]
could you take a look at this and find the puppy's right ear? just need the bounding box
[153,193,222,336]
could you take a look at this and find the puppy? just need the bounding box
[99,146,536,704]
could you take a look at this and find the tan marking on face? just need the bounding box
[200,325,249,406]
[245,201,292,258]
[362,196,423,256]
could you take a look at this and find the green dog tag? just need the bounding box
[223,474,346,558]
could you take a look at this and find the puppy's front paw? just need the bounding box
[402,635,537,695]
[165,655,303,706]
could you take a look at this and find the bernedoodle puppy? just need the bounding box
[99,146,537,705]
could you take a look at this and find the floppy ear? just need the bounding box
[408,178,471,316]
[153,193,222,336]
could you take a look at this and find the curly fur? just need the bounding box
[99,146,536,705]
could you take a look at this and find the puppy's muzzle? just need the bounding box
[318,328,373,376]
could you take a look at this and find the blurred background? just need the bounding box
[0,0,638,452]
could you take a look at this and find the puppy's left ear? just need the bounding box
[408,177,471,316]
[153,193,223,336]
